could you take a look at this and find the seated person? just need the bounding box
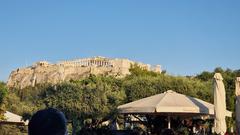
[28,108,67,135]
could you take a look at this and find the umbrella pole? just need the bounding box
[124,114,126,129]
[168,116,171,129]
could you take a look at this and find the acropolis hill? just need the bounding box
[7,56,161,89]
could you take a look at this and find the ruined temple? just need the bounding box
[7,56,161,88]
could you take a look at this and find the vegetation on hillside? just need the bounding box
[1,65,240,134]
[0,82,7,119]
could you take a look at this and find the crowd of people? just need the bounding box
[28,108,234,135]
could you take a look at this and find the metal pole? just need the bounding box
[168,116,171,129]
[124,114,126,129]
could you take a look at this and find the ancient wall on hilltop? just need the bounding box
[7,57,162,88]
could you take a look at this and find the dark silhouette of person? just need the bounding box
[161,129,175,135]
[28,108,67,135]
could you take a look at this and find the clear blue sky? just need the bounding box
[0,0,240,82]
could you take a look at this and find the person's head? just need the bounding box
[28,108,67,135]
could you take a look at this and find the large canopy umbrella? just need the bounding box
[213,73,226,135]
[0,111,28,125]
[118,90,231,129]
[236,77,240,135]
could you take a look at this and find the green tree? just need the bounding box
[0,82,7,120]
[128,64,159,78]
[40,75,126,134]
[195,71,213,81]
[0,82,7,106]
[124,66,212,103]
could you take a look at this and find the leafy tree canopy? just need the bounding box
[0,82,8,120]
[0,82,7,106]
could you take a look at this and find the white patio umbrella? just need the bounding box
[1,111,28,125]
[118,90,231,129]
[213,73,226,135]
[236,77,240,135]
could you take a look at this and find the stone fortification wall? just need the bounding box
[7,56,161,88]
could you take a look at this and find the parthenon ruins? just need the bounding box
[58,57,113,67]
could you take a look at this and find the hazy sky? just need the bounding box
[0,1,240,81]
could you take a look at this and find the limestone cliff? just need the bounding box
[7,56,161,88]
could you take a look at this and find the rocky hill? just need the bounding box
[7,56,161,89]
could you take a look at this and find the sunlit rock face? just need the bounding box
[7,56,161,88]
